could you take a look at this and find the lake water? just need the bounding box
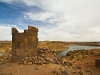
[57,45,100,57]
[1,45,100,57]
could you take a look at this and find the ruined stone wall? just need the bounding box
[12,26,38,62]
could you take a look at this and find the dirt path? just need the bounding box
[0,63,66,75]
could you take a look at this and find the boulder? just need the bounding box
[95,58,100,67]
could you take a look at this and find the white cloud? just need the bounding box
[24,11,61,24]
[0,25,24,40]
[1,0,100,41]
[0,26,11,40]
[32,0,100,41]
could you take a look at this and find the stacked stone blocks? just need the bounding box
[12,26,38,62]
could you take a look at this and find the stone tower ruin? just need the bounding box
[12,26,38,62]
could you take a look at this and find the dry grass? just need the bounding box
[38,41,68,52]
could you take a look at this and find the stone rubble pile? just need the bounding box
[19,48,60,65]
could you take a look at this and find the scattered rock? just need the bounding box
[34,67,39,70]
[27,62,32,65]
[95,58,100,67]
[19,48,60,65]
[52,70,58,75]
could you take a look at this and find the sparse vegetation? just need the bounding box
[38,41,68,52]
[0,41,100,75]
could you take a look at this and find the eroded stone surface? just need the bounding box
[12,26,38,62]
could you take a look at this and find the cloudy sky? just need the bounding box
[0,0,100,41]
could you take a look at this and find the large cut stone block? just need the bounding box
[16,49,26,56]
[24,37,28,43]
[28,26,38,32]
[14,43,20,49]
[28,30,37,36]
[14,33,24,43]
[28,36,37,43]
[24,30,28,36]
[12,55,18,62]
[12,28,18,36]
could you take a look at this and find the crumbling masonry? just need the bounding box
[12,26,38,62]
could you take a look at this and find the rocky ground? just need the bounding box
[18,48,60,65]
[0,41,100,75]
[0,47,70,75]
[0,63,70,75]
[0,42,69,75]
[61,49,100,75]
[0,49,100,75]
